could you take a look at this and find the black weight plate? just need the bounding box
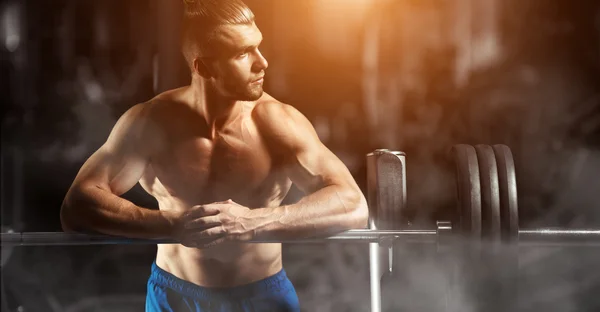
[492,146,520,310]
[475,145,501,241]
[451,145,481,239]
[492,145,519,242]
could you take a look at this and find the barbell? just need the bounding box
[1,144,599,247]
[1,226,600,247]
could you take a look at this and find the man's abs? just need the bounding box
[154,242,283,287]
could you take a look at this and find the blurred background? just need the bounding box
[1,0,599,311]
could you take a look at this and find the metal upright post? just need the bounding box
[367,152,381,312]
[367,149,407,312]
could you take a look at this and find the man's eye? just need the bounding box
[238,52,248,58]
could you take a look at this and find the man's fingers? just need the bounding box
[177,199,245,248]
[187,199,239,218]
[189,227,228,249]
[180,227,225,248]
[187,205,220,218]
[197,226,226,239]
[184,216,221,230]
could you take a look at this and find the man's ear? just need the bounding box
[193,57,215,79]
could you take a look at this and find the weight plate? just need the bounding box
[492,145,519,242]
[475,145,501,241]
[491,144,520,311]
[451,145,481,239]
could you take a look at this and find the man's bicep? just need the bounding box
[286,142,356,194]
[71,104,150,195]
[73,145,147,196]
[256,103,356,194]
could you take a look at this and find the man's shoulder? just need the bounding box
[152,86,188,103]
[251,93,317,150]
[119,101,159,126]
[114,98,171,141]
[141,87,189,115]
[251,93,302,127]
[123,88,186,122]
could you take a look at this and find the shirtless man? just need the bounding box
[60,0,368,311]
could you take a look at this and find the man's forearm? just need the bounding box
[249,185,368,241]
[61,186,175,239]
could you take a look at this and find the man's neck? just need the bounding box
[188,76,241,131]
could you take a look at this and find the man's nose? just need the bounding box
[252,49,269,71]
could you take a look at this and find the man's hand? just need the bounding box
[173,199,258,248]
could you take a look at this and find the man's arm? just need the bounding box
[249,101,369,240]
[60,103,175,238]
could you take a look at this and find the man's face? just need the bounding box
[203,22,268,101]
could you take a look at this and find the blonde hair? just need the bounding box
[181,0,255,67]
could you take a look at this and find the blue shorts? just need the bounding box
[146,262,300,312]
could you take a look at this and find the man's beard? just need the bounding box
[233,83,263,101]
[217,77,264,101]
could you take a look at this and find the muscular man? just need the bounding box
[60,0,368,311]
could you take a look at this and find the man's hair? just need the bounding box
[181,0,255,67]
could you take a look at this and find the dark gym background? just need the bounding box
[1,0,599,311]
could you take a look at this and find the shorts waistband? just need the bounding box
[149,262,289,301]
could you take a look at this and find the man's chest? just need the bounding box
[148,123,280,202]
[170,132,271,182]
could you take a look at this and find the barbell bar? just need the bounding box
[0,229,433,246]
[2,227,600,247]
